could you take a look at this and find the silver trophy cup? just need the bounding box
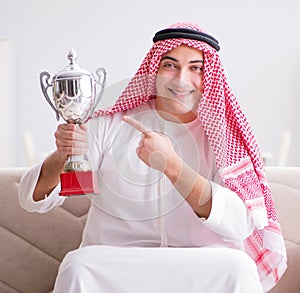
[40,49,106,196]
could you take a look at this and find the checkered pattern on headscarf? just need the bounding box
[94,22,287,291]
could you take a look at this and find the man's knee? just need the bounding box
[227,250,257,275]
[58,249,87,276]
[225,249,263,292]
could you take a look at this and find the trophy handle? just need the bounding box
[90,67,107,119]
[40,71,60,121]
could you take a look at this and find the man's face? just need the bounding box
[155,45,204,123]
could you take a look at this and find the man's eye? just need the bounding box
[192,65,203,72]
[163,63,176,68]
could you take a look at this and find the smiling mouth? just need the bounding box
[168,88,195,98]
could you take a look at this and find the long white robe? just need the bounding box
[19,100,264,292]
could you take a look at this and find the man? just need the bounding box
[19,22,286,292]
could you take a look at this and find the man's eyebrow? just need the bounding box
[160,56,203,64]
[161,56,178,62]
[189,60,204,64]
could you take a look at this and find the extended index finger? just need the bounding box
[122,115,151,134]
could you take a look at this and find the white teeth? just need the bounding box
[174,91,189,94]
[169,88,193,96]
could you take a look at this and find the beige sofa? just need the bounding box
[0,167,299,293]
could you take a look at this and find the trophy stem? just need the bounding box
[64,155,90,172]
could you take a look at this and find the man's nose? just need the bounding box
[174,69,190,87]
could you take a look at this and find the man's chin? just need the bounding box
[166,99,196,113]
[155,96,199,117]
[163,104,197,117]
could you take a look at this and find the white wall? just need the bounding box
[0,39,14,166]
[0,0,299,167]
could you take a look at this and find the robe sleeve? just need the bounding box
[18,161,65,213]
[201,181,255,242]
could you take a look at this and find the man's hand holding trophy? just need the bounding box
[39,49,106,196]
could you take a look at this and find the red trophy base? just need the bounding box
[59,171,99,196]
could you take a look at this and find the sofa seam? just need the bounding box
[1,225,64,263]
[0,278,24,293]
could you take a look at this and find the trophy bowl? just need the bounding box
[40,49,106,196]
[54,75,95,124]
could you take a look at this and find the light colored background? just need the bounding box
[0,0,299,167]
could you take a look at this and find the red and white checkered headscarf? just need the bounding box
[94,22,287,291]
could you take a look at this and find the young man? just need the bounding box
[19,22,286,292]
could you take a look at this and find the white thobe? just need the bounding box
[19,100,264,292]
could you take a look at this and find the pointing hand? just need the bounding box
[122,115,178,172]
